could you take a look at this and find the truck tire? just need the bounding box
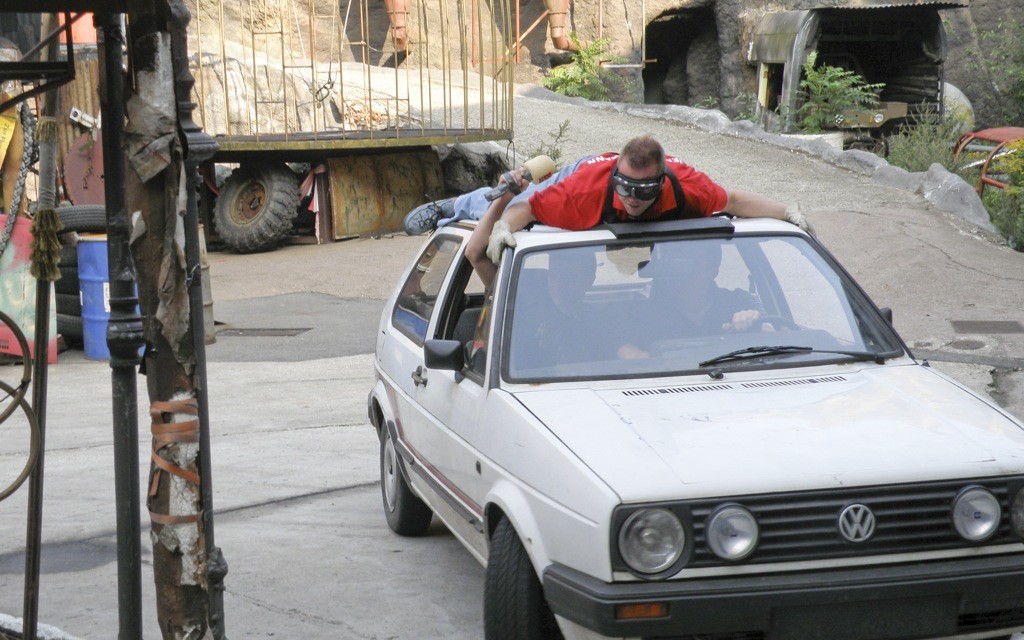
[214,164,300,253]
[57,204,106,233]
[57,313,83,343]
[56,244,79,295]
[56,293,82,316]
[56,264,79,295]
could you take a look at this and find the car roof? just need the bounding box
[447,216,806,250]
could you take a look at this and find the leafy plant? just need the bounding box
[693,96,719,110]
[966,20,1024,125]
[735,92,759,122]
[523,120,572,165]
[886,104,969,173]
[983,140,1024,251]
[797,52,885,134]
[542,33,622,102]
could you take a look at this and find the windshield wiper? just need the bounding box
[698,345,887,368]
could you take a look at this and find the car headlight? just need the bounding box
[618,508,685,574]
[952,486,1001,541]
[706,504,759,561]
[1011,487,1024,539]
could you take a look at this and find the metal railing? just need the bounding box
[187,0,514,153]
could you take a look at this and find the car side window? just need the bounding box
[392,236,461,344]
[465,285,494,382]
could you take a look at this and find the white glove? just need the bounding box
[783,204,815,236]
[486,219,517,265]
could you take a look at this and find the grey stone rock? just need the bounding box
[872,165,925,193]
[436,142,513,196]
[918,164,997,233]
[833,150,887,176]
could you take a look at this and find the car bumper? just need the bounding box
[543,553,1024,640]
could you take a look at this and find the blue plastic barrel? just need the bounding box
[77,234,111,359]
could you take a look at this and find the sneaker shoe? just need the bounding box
[404,197,455,235]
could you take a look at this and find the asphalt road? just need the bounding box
[1,87,1023,639]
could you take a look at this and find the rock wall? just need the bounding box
[514,0,1018,127]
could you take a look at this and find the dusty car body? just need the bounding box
[367,216,1024,640]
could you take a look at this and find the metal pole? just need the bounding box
[97,12,146,640]
[22,16,64,639]
[168,1,227,635]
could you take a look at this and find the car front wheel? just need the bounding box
[379,427,432,536]
[484,518,563,640]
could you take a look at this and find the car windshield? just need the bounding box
[503,235,903,382]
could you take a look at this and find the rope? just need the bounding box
[0,102,38,259]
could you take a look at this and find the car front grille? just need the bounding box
[958,607,1024,633]
[685,477,1024,567]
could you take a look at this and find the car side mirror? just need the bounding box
[879,307,893,325]
[424,339,465,374]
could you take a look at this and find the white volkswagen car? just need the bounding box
[368,216,1024,640]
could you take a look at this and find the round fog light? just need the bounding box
[952,486,1001,541]
[618,509,685,575]
[706,505,759,560]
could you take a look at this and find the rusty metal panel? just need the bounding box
[327,149,442,238]
[187,0,514,152]
[750,11,813,64]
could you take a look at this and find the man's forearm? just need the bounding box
[725,189,786,219]
[466,192,513,287]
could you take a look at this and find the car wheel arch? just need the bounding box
[367,379,395,439]
[483,489,551,575]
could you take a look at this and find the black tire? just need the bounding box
[484,518,563,640]
[57,204,106,233]
[56,292,81,316]
[214,164,300,253]
[57,313,83,342]
[56,263,79,295]
[379,427,433,536]
[59,242,77,266]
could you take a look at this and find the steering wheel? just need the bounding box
[757,314,800,331]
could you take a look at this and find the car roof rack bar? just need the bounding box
[602,216,736,239]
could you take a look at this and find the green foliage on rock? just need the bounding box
[983,140,1024,251]
[886,105,969,173]
[542,33,625,102]
[797,52,885,134]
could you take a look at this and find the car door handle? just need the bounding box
[412,366,427,387]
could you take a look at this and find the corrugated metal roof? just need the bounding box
[815,0,968,9]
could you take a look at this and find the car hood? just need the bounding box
[512,364,1024,503]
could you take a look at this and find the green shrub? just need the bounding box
[524,120,572,165]
[797,52,884,133]
[886,105,968,173]
[969,20,1024,125]
[542,33,624,102]
[984,140,1024,251]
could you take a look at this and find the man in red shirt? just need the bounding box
[467,135,811,286]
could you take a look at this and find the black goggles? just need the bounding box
[611,168,664,201]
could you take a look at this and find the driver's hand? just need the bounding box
[723,309,761,332]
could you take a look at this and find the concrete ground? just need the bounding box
[1,87,1023,639]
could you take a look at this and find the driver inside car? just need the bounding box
[618,241,765,360]
[512,248,601,371]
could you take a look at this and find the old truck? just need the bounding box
[186,0,513,251]
[748,2,967,150]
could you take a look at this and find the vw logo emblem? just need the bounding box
[838,504,876,543]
